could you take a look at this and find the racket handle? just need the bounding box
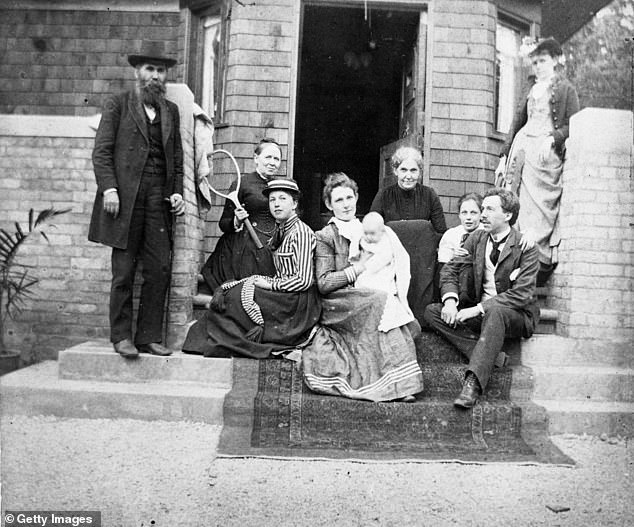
[244,219,264,249]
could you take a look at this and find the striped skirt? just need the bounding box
[302,288,423,402]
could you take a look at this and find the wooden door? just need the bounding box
[377,12,427,189]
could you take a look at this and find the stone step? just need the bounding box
[535,308,557,334]
[193,293,211,309]
[534,400,634,437]
[530,365,634,402]
[419,362,533,401]
[0,361,229,424]
[193,294,557,332]
[58,340,232,386]
[521,335,634,368]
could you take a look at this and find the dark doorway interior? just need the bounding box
[293,4,419,229]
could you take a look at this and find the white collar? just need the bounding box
[490,227,511,243]
[330,217,363,241]
[143,104,156,121]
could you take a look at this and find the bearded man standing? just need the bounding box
[89,41,185,358]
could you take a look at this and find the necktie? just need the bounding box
[269,224,283,250]
[489,233,509,266]
[460,233,469,247]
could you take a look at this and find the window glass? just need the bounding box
[495,22,523,133]
[202,15,222,119]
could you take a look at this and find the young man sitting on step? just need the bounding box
[424,188,540,409]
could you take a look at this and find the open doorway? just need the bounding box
[293,3,422,229]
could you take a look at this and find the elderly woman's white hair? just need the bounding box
[390,146,423,173]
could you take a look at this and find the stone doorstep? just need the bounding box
[58,340,232,387]
[0,361,229,425]
[530,365,634,403]
[2,336,633,436]
[533,400,634,437]
[520,334,634,368]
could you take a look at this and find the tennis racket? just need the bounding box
[209,149,263,249]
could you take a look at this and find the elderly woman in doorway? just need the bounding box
[497,37,579,285]
[302,172,424,403]
[200,138,283,292]
[370,146,447,234]
[183,178,321,358]
[370,146,447,323]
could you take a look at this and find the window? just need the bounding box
[185,2,229,122]
[201,15,223,119]
[495,16,530,134]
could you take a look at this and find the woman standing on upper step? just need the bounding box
[497,37,579,286]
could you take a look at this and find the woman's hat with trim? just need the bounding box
[128,40,177,68]
[262,178,300,197]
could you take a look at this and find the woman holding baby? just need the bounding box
[302,173,424,402]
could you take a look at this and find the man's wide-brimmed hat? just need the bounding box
[128,40,177,68]
[262,178,300,197]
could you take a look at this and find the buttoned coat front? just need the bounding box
[89,89,184,249]
[440,228,540,337]
[501,74,579,159]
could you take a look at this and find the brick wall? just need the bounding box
[428,0,499,227]
[0,117,109,363]
[0,7,180,116]
[550,108,633,352]
[164,84,202,349]
[0,84,199,361]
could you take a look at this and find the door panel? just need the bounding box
[377,11,427,190]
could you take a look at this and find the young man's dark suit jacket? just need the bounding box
[89,89,184,249]
[431,227,540,389]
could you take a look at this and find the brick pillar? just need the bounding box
[165,83,203,350]
[430,0,498,225]
[551,108,633,353]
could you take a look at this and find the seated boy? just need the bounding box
[437,192,483,265]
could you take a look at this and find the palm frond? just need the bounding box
[0,229,21,269]
[2,269,38,321]
[34,207,70,229]
[15,221,24,239]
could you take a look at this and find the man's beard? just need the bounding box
[138,80,166,107]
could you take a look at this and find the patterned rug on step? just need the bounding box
[217,334,574,465]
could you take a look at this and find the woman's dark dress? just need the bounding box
[370,183,447,234]
[201,172,277,291]
[184,215,321,358]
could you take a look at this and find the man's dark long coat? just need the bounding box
[89,89,184,249]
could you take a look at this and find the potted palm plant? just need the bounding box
[0,207,69,374]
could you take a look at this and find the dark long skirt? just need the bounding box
[201,229,276,291]
[183,284,321,359]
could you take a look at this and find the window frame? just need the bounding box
[494,11,533,136]
[185,0,230,124]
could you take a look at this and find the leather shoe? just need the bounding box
[137,342,172,356]
[454,372,481,409]
[113,338,139,358]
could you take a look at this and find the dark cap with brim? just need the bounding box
[262,178,300,197]
[128,40,177,68]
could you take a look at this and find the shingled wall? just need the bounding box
[0,7,180,116]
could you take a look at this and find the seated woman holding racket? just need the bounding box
[200,138,283,292]
[183,178,321,358]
